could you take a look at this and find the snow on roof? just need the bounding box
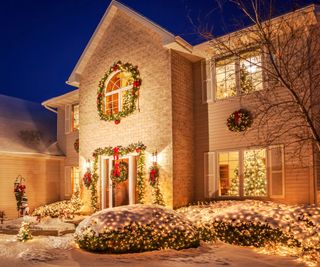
[0,94,63,156]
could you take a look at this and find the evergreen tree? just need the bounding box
[228,168,239,196]
[244,150,267,196]
[17,221,33,242]
[240,64,255,94]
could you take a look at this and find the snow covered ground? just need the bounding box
[0,234,306,267]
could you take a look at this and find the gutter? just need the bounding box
[43,104,57,114]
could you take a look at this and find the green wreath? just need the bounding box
[227,109,253,132]
[97,61,141,124]
[110,161,129,185]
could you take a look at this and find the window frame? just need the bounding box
[104,70,133,115]
[213,49,264,101]
[205,145,284,199]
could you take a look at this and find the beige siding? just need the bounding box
[79,10,173,209]
[0,155,61,219]
[193,59,314,204]
[171,51,194,207]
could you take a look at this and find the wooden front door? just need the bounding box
[112,158,129,207]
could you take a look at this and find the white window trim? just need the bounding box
[104,70,133,113]
[65,104,71,134]
[207,147,277,199]
[201,59,214,104]
[71,103,80,132]
[213,52,264,101]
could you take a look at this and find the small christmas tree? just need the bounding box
[240,63,255,94]
[244,150,267,196]
[228,168,239,196]
[17,221,33,242]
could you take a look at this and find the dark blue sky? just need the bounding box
[0,0,317,103]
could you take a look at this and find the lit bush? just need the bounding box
[32,193,83,219]
[74,205,199,253]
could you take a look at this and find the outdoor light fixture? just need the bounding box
[152,151,158,164]
[85,159,91,170]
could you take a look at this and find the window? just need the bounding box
[72,104,79,131]
[215,51,263,100]
[216,58,237,99]
[218,151,239,196]
[204,146,283,198]
[105,71,133,115]
[243,149,267,197]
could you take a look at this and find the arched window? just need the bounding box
[104,70,133,115]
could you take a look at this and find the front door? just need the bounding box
[113,158,129,207]
[101,156,137,209]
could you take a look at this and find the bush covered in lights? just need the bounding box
[74,205,200,253]
[178,200,320,265]
[32,193,83,219]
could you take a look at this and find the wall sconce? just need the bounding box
[85,159,91,170]
[152,151,158,164]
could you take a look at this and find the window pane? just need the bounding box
[72,104,79,131]
[218,151,239,196]
[240,53,263,94]
[244,149,267,197]
[215,60,236,100]
[72,167,80,193]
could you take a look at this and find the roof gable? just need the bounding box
[67,0,175,87]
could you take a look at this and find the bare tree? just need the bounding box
[200,1,320,160]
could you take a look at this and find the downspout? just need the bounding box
[43,104,57,114]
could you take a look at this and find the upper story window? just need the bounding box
[105,71,133,116]
[72,104,79,131]
[215,51,263,100]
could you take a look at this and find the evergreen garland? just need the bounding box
[90,142,147,211]
[97,61,141,124]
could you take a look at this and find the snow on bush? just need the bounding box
[177,200,320,265]
[32,193,83,219]
[74,204,200,253]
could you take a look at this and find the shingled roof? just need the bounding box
[0,94,63,157]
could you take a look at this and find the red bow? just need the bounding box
[113,147,119,160]
[150,169,156,181]
[234,111,240,125]
[113,162,120,177]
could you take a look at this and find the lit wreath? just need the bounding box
[97,61,141,124]
[83,170,92,189]
[227,109,253,132]
[110,161,129,185]
[149,164,160,187]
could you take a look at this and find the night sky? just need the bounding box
[0,0,317,103]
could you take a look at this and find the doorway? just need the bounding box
[101,155,137,209]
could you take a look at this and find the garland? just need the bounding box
[110,161,128,185]
[97,61,141,124]
[74,138,79,153]
[227,109,253,132]
[90,142,147,211]
[149,164,165,206]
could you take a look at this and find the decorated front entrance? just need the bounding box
[101,156,138,209]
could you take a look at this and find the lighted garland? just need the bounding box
[74,138,79,153]
[149,164,164,206]
[97,61,141,124]
[110,161,128,185]
[227,109,253,132]
[90,142,147,211]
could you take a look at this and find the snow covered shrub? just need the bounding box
[74,205,200,253]
[32,192,83,219]
[17,221,33,242]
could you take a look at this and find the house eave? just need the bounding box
[67,0,175,87]
[42,89,79,109]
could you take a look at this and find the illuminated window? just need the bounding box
[214,50,262,100]
[105,71,133,115]
[240,53,263,94]
[208,147,280,198]
[216,59,237,99]
[218,151,239,196]
[72,104,79,131]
